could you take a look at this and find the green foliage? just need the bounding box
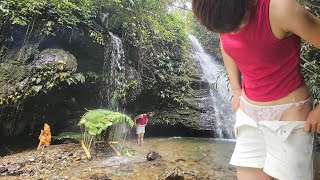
[301,43,320,106]
[78,109,133,136]
[1,65,86,105]
[300,0,320,106]
[79,109,133,152]
[1,0,193,109]
[121,147,133,157]
[0,0,46,26]
[0,0,96,105]
[0,0,97,35]
[105,0,191,106]
[112,79,140,105]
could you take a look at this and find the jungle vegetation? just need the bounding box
[0,0,191,108]
[0,0,319,107]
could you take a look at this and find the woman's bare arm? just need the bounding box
[274,0,320,48]
[272,0,320,132]
[134,114,142,127]
[221,43,242,111]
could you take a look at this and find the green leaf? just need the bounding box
[36,78,42,84]
[32,85,43,93]
[74,73,86,83]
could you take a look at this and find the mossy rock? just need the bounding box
[31,48,77,72]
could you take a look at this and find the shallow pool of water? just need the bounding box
[139,137,235,167]
[75,137,237,179]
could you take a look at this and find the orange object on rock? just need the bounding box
[37,123,51,150]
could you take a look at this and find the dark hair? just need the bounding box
[192,0,247,33]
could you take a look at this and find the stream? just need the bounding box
[1,137,320,179]
[0,138,236,179]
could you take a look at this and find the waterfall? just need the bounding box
[99,32,126,110]
[188,34,235,139]
[99,32,132,141]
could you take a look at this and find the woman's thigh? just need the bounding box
[237,167,273,180]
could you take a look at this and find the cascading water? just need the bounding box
[99,32,130,140]
[99,32,126,110]
[188,34,235,139]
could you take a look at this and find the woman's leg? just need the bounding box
[137,134,141,145]
[231,110,270,179]
[237,167,273,180]
[140,133,144,145]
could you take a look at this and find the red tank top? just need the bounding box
[138,114,148,125]
[220,0,303,102]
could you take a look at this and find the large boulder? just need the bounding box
[31,48,77,72]
[0,48,78,100]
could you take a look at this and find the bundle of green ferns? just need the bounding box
[79,109,133,149]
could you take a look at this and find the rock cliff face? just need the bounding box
[134,57,216,137]
[0,25,217,138]
[0,28,100,137]
[31,49,77,72]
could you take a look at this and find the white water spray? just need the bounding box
[189,34,235,139]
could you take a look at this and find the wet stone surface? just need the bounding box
[0,139,237,179]
[2,138,320,180]
[0,143,88,179]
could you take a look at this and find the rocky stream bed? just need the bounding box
[0,138,237,180]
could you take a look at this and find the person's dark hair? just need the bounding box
[192,0,247,33]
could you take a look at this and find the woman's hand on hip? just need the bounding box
[304,105,320,133]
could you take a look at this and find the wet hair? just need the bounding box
[192,0,248,33]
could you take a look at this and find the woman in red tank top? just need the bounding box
[192,0,320,179]
[134,112,153,146]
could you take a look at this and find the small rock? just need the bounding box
[20,172,30,176]
[0,167,7,173]
[184,170,197,177]
[146,151,162,161]
[29,157,36,162]
[90,173,111,180]
[74,156,81,161]
[175,159,186,162]
[7,165,21,172]
[161,168,184,180]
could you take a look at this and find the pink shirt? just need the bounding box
[138,114,148,126]
[220,0,303,102]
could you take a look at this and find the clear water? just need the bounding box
[139,137,235,166]
[69,137,238,179]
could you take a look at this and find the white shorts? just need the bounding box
[136,125,145,134]
[230,109,315,180]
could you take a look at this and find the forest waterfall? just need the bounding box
[98,32,130,140]
[99,32,126,110]
[189,34,235,139]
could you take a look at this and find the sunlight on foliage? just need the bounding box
[0,0,193,109]
[78,109,133,154]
